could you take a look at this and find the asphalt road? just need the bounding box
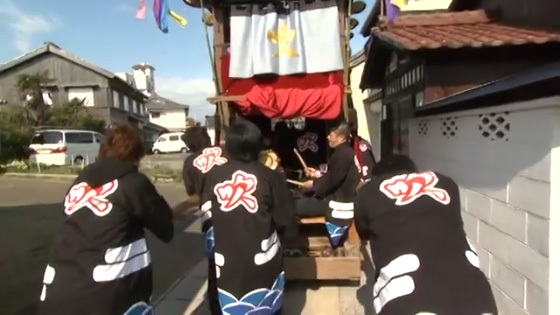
[142,152,189,170]
[0,177,203,315]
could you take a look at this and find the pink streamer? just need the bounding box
[136,0,146,20]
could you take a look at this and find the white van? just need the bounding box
[29,129,104,166]
[152,132,188,154]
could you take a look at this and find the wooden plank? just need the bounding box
[347,221,360,245]
[207,95,245,103]
[284,255,361,280]
[208,89,353,104]
[299,216,326,224]
[283,235,332,250]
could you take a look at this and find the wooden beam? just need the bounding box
[207,95,245,104]
[337,0,350,121]
[212,2,230,127]
[300,217,326,224]
[284,255,361,280]
[207,88,353,105]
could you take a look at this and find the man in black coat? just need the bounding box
[296,121,360,247]
[355,155,498,314]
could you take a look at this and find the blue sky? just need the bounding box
[0,0,372,120]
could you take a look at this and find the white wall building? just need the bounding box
[132,62,190,133]
[356,5,558,312]
[407,97,557,315]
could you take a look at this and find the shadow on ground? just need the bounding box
[357,244,376,315]
[0,202,203,315]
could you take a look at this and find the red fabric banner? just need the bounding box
[220,54,343,119]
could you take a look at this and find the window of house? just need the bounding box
[151,111,161,118]
[389,98,412,155]
[68,88,94,106]
[132,100,138,114]
[42,91,53,105]
[124,97,131,112]
[112,90,120,108]
[205,116,215,129]
[65,132,94,144]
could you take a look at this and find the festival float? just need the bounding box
[140,0,367,281]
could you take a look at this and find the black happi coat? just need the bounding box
[355,171,498,315]
[182,146,228,258]
[39,159,174,315]
[202,160,298,314]
[183,146,228,198]
[313,143,359,246]
[356,137,376,180]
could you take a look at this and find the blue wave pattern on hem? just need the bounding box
[205,226,215,258]
[123,302,154,315]
[218,271,285,315]
[326,222,349,246]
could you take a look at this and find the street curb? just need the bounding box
[0,172,185,186]
[0,172,78,180]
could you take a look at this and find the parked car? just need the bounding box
[152,132,188,154]
[28,129,104,166]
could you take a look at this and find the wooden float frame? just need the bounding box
[207,0,360,281]
[284,216,362,281]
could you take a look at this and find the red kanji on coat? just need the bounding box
[379,171,450,206]
[214,170,258,213]
[194,147,228,173]
[64,180,119,216]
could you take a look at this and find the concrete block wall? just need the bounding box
[408,99,559,315]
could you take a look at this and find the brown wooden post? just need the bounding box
[338,0,350,121]
[212,2,230,129]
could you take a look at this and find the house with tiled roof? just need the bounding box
[0,42,167,139]
[359,0,560,314]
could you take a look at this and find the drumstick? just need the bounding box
[293,148,308,169]
[286,179,305,187]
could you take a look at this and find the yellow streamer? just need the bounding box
[169,10,188,27]
[391,0,410,9]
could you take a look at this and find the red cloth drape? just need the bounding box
[220,53,343,119]
[236,74,342,119]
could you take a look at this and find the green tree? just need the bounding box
[45,98,105,132]
[16,70,55,125]
[1,71,107,164]
[0,106,35,164]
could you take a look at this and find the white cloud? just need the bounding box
[0,0,60,52]
[157,77,217,121]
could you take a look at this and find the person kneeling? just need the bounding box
[354,155,498,315]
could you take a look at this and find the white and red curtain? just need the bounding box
[229,0,343,78]
[225,0,344,120]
